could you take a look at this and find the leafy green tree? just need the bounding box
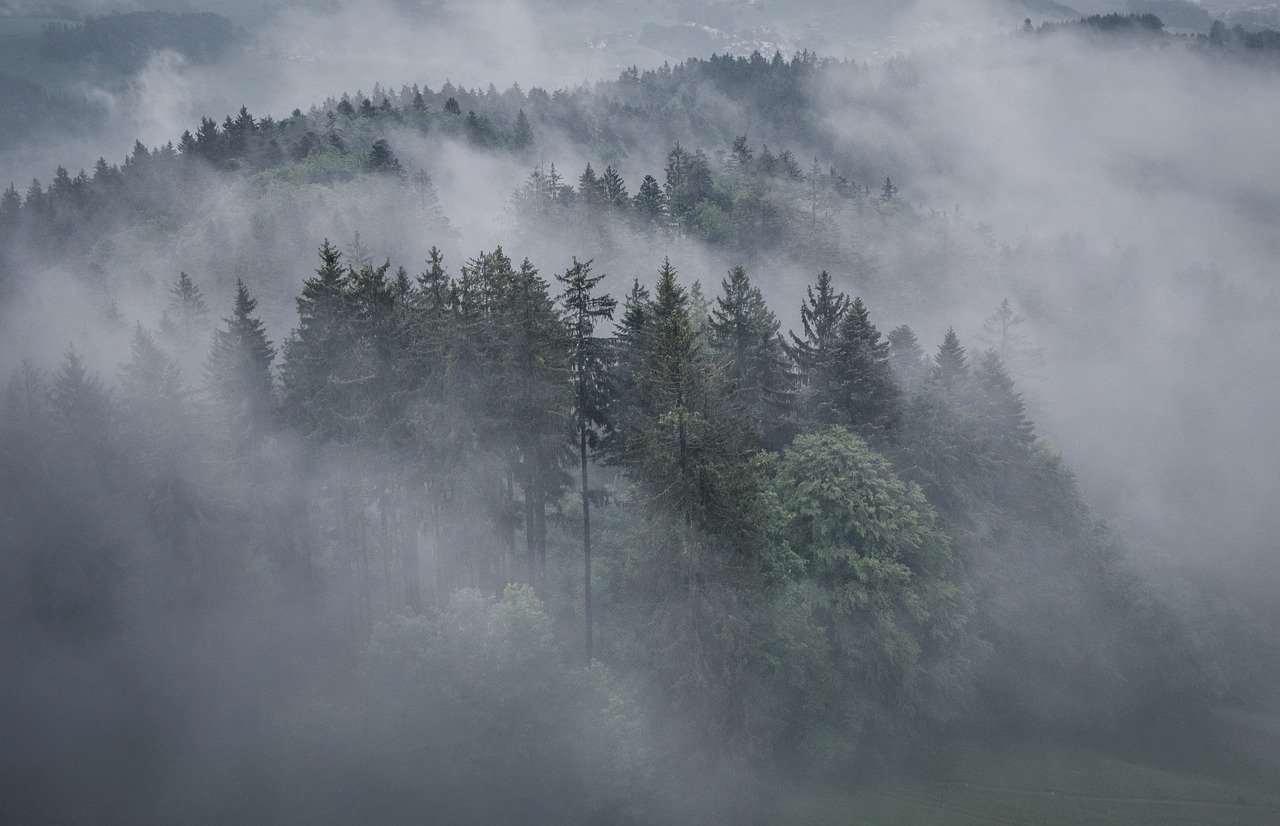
[557,258,616,661]
[774,428,979,751]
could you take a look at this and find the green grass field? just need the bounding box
[761,713,1280,824]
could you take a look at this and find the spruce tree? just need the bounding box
[887,324,928,393]
[829,296,899,439]
[934,327,969,398]
[512,109,533,151]
[206,278,275,435]
[978,298,1043,382]
[50,346,115,458]
[281,240,352,441]
[366,139,403,175]
[633,174,665,224]
[601,165,629,208]
[787,270,848,426]
[601,278,651,461]
[578,163,605,204]
[971,349,1034,449]
[556,257,616,662]
[708,265,794,449]
[167,271,210,352]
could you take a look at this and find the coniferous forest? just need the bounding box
[3,3,1280,823]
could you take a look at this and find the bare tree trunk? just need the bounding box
[580,426,593,664]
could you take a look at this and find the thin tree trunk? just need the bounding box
[580,426,593,664]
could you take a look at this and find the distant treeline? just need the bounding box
[1029,12,1280,53]
[40,11,240,70]
[0,72,104,151]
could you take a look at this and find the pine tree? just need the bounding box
[881,177,898,201]
[51,346,115,449]
[934,327,969,397]
[512,108,533,151]
[978,298,1043,382]
[167,271,210,353]
[708,265,794,449]
[345,231,373,268]
[662,144,711,218]
[206,278,276,435]
[829,296,899,439]
[601,278,651,461]
[0,184,21,227]
[972,349,1034,449]
[556,257,616,662]
[366,139,403,175]
[282,240,352,441]
[633,174,665,224]
[787,270,848,425]
[601,165,629,208]
[578,163,605,204]
[887,324,928,393]
[626,258,705,517]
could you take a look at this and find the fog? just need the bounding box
[2,0,1280,822]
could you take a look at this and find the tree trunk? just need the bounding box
[580,426,593,664]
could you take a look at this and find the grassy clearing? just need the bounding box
[761,722,1280,825]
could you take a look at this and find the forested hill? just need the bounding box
[1,236,1218,820]
[2,17,1278,822]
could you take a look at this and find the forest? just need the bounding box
[3,2,1280,823]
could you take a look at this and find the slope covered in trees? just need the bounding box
[2,13,1278,821]
[0,243,1219,820]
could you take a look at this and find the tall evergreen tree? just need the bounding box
[887,324,928,393]
[829,297,899,439]
[971,349,1034,450]
[206,279,275,436]
[708,265,794,449]
[787,270,848,426]
[601,165,629,208]
[934,327,969,397]
[512,109,534,151]
[281,240,352,441]
[633,174,665,224]
[578,163,605,204]
[557,258,616,661]
[166,271,210,352]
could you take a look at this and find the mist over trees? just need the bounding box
[2,4,1280,822]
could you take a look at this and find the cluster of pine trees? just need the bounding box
[2,237,1216,783]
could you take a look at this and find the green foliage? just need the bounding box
[345,585,651,822]
[774,428,981,755]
